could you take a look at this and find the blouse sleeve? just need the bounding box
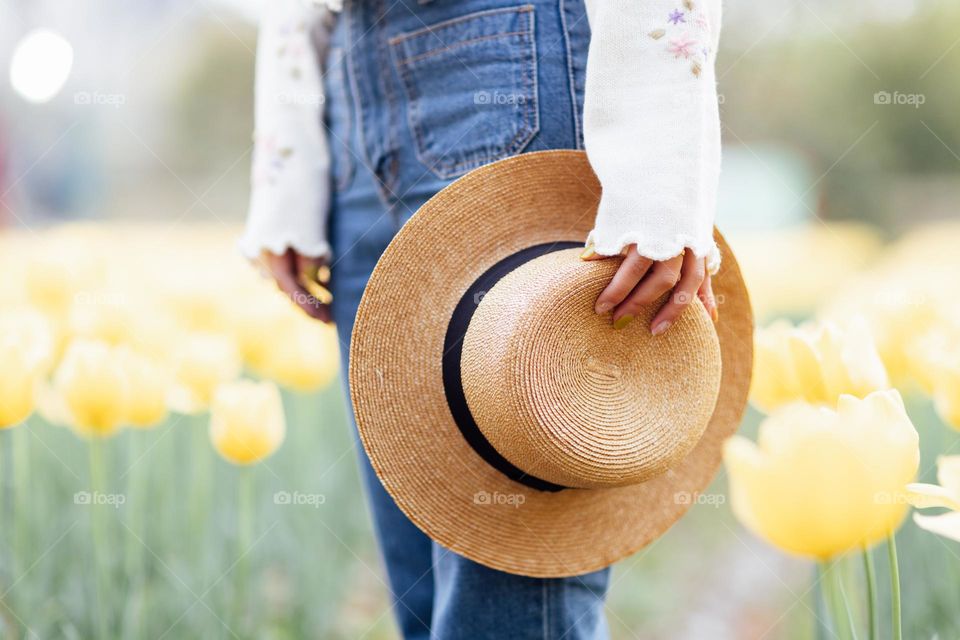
[238,0,332,260]
[582,0,723,273]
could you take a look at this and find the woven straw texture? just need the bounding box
[350,150,753,577]
[461,249,722,489]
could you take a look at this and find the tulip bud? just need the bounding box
[254,313,340,392]
[168,333,242,414]
[117,347,169,428]
[933,368,960,431]
[209,379,286,465]
[0,342,38,428]
[750,318,889,413]
[54,339,129,437]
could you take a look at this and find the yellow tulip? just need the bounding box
[0,342,39,428]
[0,306,58,371]
[209,379,286,464]
[254,313,341,392]
[67,289,136,346]
[53,340,129,437]
[906,327,957,396]
[874,301,939,391]
[116,347,169,428]
[228,289,294,372]
[124,305,182,366]
[907,456,960,542]
[24,240,104,317]
[168,332,242,414]
[899,311,960,420]
[151,262,235,333]
[734,222,881,320]
[0,307,58,428]
[933,367,960,430]
[724,389,919,559]
[821,223,960,389]
[750,317,889,413]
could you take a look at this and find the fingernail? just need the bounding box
[595,301,613,315]
[710,307,719,323]
[652,321,671,336]
[580,244,596,260]
[613,315,634,330]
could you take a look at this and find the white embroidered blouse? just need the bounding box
[240,0,723,272]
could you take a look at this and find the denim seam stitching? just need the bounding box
[396,31,532,66]
[391,6,540,180]
[387,4,535,46]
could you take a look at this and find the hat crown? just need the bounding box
[461,249,722,489]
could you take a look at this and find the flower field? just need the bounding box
[2,220,960,638]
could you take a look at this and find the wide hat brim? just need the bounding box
[349,150,754,578]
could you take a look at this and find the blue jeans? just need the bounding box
[325,2,610,638]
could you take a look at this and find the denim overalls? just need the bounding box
[324,2,609,638]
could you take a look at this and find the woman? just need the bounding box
[241,0,722,637]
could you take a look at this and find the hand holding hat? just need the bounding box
[583,243,718,334]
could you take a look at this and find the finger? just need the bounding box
[594,245,653,314]
[291,284,333,322]
[580,243,624,262]
[649,252,706,335]
[698,269,718,323]
[268,250,331,321]
[295,253,331,285]
[295,253,333,305]
[311,303,334,324]
[612,254,684,327]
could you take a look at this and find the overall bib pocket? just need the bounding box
[390,5,540,180]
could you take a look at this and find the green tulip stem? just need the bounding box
[836,565,859,640]
[814,563,829,640]
[89,438,110,639]
[0,433,5,559]
[235,466,254,629]
[122,429,147,638]
[819,560,837,639]
[820,559,857,640]
[123,432,147,612]
[12,426,29,581]
[189,416,211,560]
[862,546,878,640]
[888,532,902,640]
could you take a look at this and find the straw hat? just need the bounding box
[349,150,753,578]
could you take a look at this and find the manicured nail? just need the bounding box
[595,300,613,315]
[613,315,634,330]
[580,244,596,260]
[651,320,671,336]
[710,307,719,323]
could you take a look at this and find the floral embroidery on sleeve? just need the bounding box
[667,35,695,59]
[650,1,712,77]
[275,18,310,80]
[252,133,296,188]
